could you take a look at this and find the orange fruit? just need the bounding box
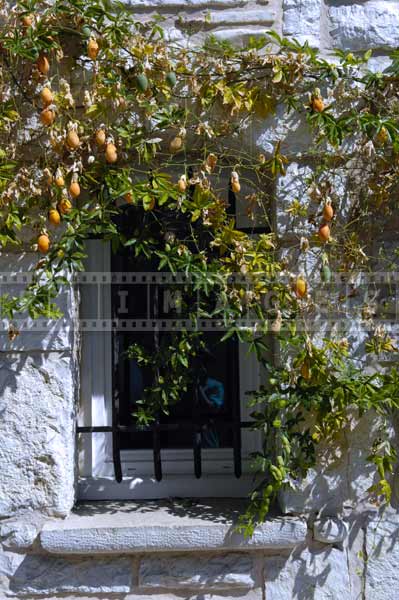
[55,171,65,187]
[95,129,106,146]
[295,276,307,298]
[206,153,217,170]
[66,130,80,150]
[87,38,99,60]
[312,97,324,112]
[124,192,134,203]
[59,198,72,214]
[105,142,117,163]
[37,54,50,75]
[21,14,33,27]
[38,233,50,254]
[169,136,183,153]
[177,176,187,192]
[41,87,53,106]
[49,209,61,226]
[69,181,81,198]
[318,223,330,243]
[322,202,334,221]
[40,108,55,126]
[231,180,241,193]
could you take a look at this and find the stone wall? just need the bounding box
[1,0,399,598]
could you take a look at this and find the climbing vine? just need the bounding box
[1,0,399,534]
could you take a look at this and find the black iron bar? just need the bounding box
[77,421,254,433]
[153,420,162,481]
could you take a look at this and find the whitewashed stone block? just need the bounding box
[211,28,271,46]
[0,513,46,550]
[0,551,25,594]
[0,253,76,352]
[279,411,392,515]
[313,517,348,544]
[365,511,399,600]
[283,0,322,48]
[0,353,76,518]
[179,9,275,27]
[329,2,399,51]
[255,105,312,155]
[265,545,352,599]
[139,554,256,589]
[275,162,313,238]
[122,0,247,8]
[9,555,133,595]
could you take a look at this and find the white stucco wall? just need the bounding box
[1,0,399,598]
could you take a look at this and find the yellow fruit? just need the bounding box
[301,362,311,380]
[206,153,217,170]
[318,222,330,243]
[376,126,389,145]
[59,198,72,214]
[40,107,55,126]
[87,38,99,60]
[105,142,117,163]
[169,135,183,153]
[37,54,50,75]
[322,202,334,221]
[69,181,81,198]
[312,96,324,112]
[41,87,53,106]
[295,276,307,298]
[231,180,241,193]
[177,176,187,192]
[124,192,134,204]
[38,233,50,254]
[55,173,65,187]
[95,129,106,146]
[49,209,61,226]
[21,14,33,27]
[66,130,80,150]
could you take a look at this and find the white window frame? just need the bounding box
[78,239,263,500]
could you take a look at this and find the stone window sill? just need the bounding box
[40,499,307,555]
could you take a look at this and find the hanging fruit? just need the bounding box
[40,107,55,126]
[95,128,106,146]
[169,135,183,153]
[124,192,134,204]
[301,361,311,380]
[206,153,217,171]
[177,175,187,192]
[136,73,149,93]
[69,174,81,198]
[66,127,80,150]
[87,37,99,60]
[55,169,65,188]
[318,222,330,243]
[322,201,334,221]
[165,72,176,88]
[295,275,307,298]
[81,24,91,38]
[38,233,50,254]
[49,208,61,226]
[105,142,118,163]
[40,87,53,107]
[311,89,324,112]
[231,171,241,193]
[37,54,50,75]
[321,264,332,283]
[59,198,72,215]
[21,14,33,28]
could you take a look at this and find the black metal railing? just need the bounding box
[77,419,255,482]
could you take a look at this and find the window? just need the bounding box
[78,186,268,500]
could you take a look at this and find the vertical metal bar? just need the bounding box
[111,254,123,483]
[231,338,242,478]
[153,420,162,481]
[193,372,202,478]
